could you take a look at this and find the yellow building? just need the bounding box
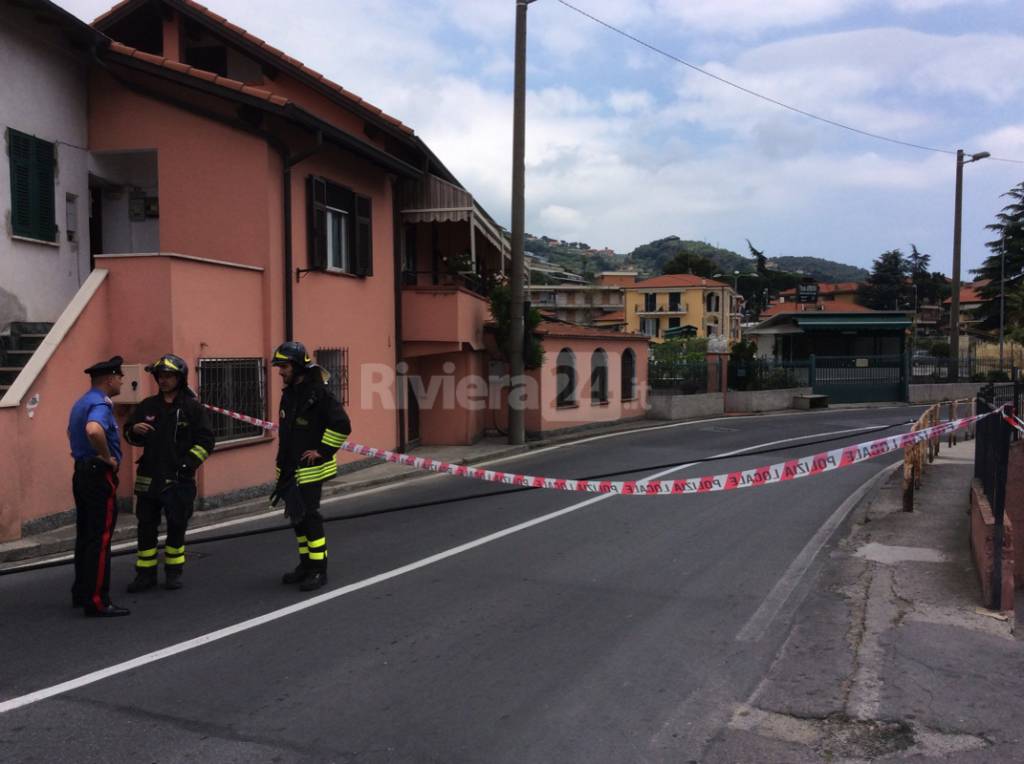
[622,274,740,343]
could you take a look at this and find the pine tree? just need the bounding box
[972,181,1024,329]
[857,249,910,310]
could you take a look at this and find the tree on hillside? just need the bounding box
[972,181,1024,330]
[857,249,910,310]
[661,250,717,278]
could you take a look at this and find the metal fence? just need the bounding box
[197,357,266,442]
[974,382,1021,610]
[911,355,1020,383]
[649,358,715,395]
[728,359,808,391]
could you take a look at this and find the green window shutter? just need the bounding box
[33,137,55,241]
[9,129,33,238]
[354,194,372,277]
[7,129,55,241]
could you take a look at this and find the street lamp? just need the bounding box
[950,149,989,380]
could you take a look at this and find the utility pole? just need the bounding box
[999,245,1005,371]
[950,148,989,381]
[951,150,964,381]
[508,0,536,445]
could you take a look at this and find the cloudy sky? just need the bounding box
[64,0,1024,275]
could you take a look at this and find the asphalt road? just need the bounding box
[0,406,926,763]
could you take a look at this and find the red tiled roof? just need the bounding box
[624,274,730,289]
[759,300,876,317]
[106,41,290,106]
[94,0,413,134]
[779,281,861,296]
[536,320,647,342]
[594,310,625,322]
[943,280,989,305]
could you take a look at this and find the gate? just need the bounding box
[811,354,906,404]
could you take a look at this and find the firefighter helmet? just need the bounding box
[145,353,189,381]
[272,341,313,369]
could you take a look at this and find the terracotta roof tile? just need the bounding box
[130,49,165,66]
[214,75,245,92]
[105,41,289,107]
[240,84,273,99]
[93,0,133,24]
[259,41,286,58]
[189,67,218,82]
[95,0,415,135]
[624,274,731,290]
[536,319,647,342]
[162,59,191,74]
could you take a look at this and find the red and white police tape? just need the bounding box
[1006,413,1024,435]
[202,403,1003,496]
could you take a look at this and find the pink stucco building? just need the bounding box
[0,0,648,541]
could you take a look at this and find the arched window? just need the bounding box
[590,348,608,404]
[556,348,577,407]
[621,348,636,400]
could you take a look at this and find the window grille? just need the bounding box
[621,349,637,400]
[556,348,577,407]
[591,348,608,403]
[315,347,349,406]
[197,357,266,442]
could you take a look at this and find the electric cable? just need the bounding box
[0,419,913,576]
[555,0,1024,165]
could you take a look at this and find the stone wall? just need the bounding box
[969,478,1015,611]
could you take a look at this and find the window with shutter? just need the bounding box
[8,128,56,242]
[354,194,372,276]
[306,176,372,277]
[307,176,327,270]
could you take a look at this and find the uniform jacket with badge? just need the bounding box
[276,368,351,486]
[124,388,215,496]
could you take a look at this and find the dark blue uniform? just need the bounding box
[68,387,122,612]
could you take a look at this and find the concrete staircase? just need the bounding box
[0,322,53,397]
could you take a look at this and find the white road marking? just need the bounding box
[0,422,904,714]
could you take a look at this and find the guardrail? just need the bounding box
[902,398,975,512]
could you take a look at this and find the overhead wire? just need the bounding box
[554,0,1024,165]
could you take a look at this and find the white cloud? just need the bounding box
[609,90,653,113]
[53,0,1024,268]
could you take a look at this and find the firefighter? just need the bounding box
[271,341,351,592]
[124,354,215,592]
[69,356,130,617]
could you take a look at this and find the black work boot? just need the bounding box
[282,563,308,585]
[126,569,158,593]
[164,567,183,590]
[299,569,328,592]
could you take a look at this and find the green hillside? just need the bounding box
[767,256,868,282]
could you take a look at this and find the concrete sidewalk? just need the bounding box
[707,438,1024,762]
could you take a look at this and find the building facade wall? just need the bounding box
[0,9,92,328]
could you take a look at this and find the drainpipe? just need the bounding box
[281,132,324,341]
[392,176,407,452]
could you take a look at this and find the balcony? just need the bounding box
[401,273,491,358]
[636,305,687,317]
